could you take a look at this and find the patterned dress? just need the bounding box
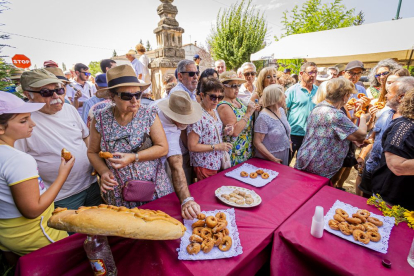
[95,105,173,208]
[295,101,358,179]
[187,109,224,170]
[217,98,253,166]
[368,86,380,99]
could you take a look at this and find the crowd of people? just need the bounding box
[1,46,414,264]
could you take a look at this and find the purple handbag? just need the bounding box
[99,112,157,202]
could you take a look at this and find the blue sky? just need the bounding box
[1,0,413,68]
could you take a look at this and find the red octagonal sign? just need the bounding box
[12,54,31,69]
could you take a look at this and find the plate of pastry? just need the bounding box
[225,163,278,187]
[215,186,262,208]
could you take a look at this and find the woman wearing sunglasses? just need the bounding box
[367,59,402,99]
[88,65,173,208]
[187,77,232,180]
[217,71,257,166]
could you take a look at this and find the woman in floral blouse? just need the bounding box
[187,77,232,180]
[217,71,257,166]
[295,78,368,179]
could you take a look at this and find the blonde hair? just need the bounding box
[326,78,356,104]
[256,67,277,98]
[313,81,328,104]
[135,44,146,53]
[261,84,285,108]
[399,88,414,119]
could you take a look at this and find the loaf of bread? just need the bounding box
[48,205,186,240]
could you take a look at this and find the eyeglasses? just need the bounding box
[116,91,142,101]
[244,72,256,77]
[346,71,363,77]
[223,84,241,89]
[26,88,65,97]
[180,71,200,77]
[304,71,317,76]
[80,71,91,77]
[266,74,277,79]
[207,94,224,101]
[375,71,390,78]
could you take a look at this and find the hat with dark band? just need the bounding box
[45,67,70,83]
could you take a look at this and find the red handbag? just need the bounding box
[99,111,157,202]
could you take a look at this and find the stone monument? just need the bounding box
[149,0,185,99]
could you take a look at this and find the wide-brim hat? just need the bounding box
[96,65,150,94]
[219,71,246,84]
[45,67,70,83]
[157,90,202,125]
[316,74,333,81]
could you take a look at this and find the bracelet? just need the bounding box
[241,117,248,123]
[181,197,194,207]
[135,153,139,162]
[211,144,215,151]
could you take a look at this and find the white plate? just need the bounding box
[225,163,279,187]
[215,186,262,208]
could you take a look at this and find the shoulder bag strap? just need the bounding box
[265,108,289,139]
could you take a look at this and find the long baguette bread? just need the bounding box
[48,204,186,240]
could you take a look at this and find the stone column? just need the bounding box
[149,0,185,99]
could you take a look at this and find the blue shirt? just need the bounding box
[365,109,395,174]
[285,83,318,136]
[169,82,197,101]
[82,96,104,124]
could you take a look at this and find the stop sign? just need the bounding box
[12,54,32,69]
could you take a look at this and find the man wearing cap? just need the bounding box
[157,91,202,219]
[215,60,226,75]
[343,60,370,118]
[193,54,201,71]
[44,67,72,104]
[169,59,198,101]
[335,63,346,77]
[285,62,318,163]
[314,67,333,86]
[238,62,259,104]
[126,49,143,80]
[66,63,97,116]
[283,68,291,76]
[43,60,59,68]
[15,69,101,210]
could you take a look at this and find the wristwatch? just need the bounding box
[135,153,139,162]
[211,144,215,151]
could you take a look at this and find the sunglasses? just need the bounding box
[80,71,91,77]
[207,94,224,101]
[181,71,200,77]
[244,72,256,77]
[346,71,362,77]
[223,84,241,89]
[116,91,142,101]
[375,71,389,78]
[27,88,65,97]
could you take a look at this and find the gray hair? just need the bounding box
[394,76,414,97]
[215,59,225,66]
[300,62,317,73]
[368,59,402,87]
[241,62,256,73]
[177,60,195,73]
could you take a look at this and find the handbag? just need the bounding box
[99,111,157,202]
[214,124,232,170]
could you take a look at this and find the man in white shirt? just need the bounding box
[215,59,226,75]
[16,69,101,210]
[126,49,144,80]
[66,63,97,116]
[136,44,151,83]
[238,62,257,104]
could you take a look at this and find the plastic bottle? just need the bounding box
[310,206,324,238]
[84,235,118,276]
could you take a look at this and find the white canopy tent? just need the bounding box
[251,17,414,68]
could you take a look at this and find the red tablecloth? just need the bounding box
[16,158,329,276]
[270,186,414,276]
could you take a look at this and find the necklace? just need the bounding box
[201,102,217,120]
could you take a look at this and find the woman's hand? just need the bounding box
[272,157,283,164]
[181,200,201,220]
[246,101,256,116]
[368,106,379,117]
[216,142,233,152]
[58,157,75,178]
[100,170,118,193]
[109,152,135,169]
[344,102,355,111]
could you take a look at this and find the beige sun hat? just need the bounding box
[45,67,71,84]
[126,49,137,56]
[157,91,202,125]
[219,71,246,84]
[96,64,150,94]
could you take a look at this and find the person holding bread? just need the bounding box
[0,92,73,262]
[88,65,174,208]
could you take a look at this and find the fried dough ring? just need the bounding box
[357,93,365,99]
[363,222,378,232]
[192,227,203,236]
[347,98,357,106]
[197,213,206,220]
[261,173,270,179]
[200,227,213,239]
[356,209,370,218]
[355,110,364,118]
[212,221,227,233]
[353,229,370,244]
[367,230,381,242]
[192,220,205,228]
[221,228,230,236]
[187,243,201,255]
[201,238,214,253]
[189,234,203,243]
[218,236,232,252]
[335,208,349,218]
[240,171,248,177]
[250,172,258,179]
[256,169,264,175]
[352,213,367,223]
[346,217,362,225]
[328,219,340,230]
[333,214,346,222]
[215,212,226,221]
[349,224,365,232]
[367,217,383,227]
[206,216,218,228]
[374,102,385,109]
[338,222,352,235]
[98,151,113,159]
[213,232,223,246]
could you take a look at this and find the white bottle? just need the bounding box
[311,206,324,238]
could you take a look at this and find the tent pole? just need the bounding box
[407,48,414,69]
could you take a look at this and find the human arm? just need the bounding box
[347,114,368,142]
[167,155,200,219]
[385,152,414,176]
[217,102,255,137]
[187,130,232,152]
[253,132,282,163]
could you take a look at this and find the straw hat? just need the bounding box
[96,65,150,94]
[219,71,246,84]
[157,91,202,125]
[10,68,24,80]
[316,67,333,82]
[45,67,71,83]
[126,49,137,56]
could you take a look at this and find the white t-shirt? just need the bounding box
[238,83,256,105]
[131,58,144,78]
[15,104,96,201]
[66,80,97,116]
[139,54,151,83]
[0,145,47,219]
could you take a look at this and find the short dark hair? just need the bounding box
[0,113,18,130]
[196,68,219,94]
[100,59,116,73]
[300,62,317,73]
[200,76,223,94]
[74,63,88,72]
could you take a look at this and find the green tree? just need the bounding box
[145,40,152,51]
[0,58,14,91]
[88,61,101,76]
[112,49,117,57]
[139,39,143,45]
[208,0,267,70]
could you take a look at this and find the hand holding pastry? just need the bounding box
[109,152,134,169]
[99,151,113,159]
[100,170,118,193]
[182,199,201,220]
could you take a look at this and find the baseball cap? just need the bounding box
[95,74,108,88]
[20,69,63,91]
[194,54,202,60]
[345,60,366,71]
[283,68,291,73]
[0,91,45,115]
[43,60,58,67]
